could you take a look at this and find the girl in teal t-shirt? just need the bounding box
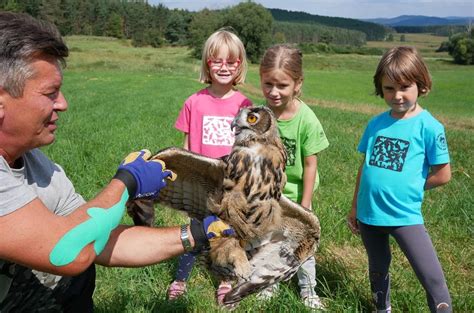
[347,46,452,313]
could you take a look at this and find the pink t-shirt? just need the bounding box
[175,88,252,158]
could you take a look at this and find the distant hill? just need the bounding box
[269,8,389,41]
[364,15,472,26]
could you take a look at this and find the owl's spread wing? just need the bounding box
[127,147,226,224]
[223,195,321,305]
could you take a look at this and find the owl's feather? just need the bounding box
[127,107,321,306]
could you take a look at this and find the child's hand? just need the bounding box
[347,210,360,235]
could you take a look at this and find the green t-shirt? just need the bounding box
[276,101,329,203]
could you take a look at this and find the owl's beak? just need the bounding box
[230,119,237,131]
[231,119,241,135]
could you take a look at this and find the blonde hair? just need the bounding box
[374,46,432,98]
[259,44,303,97]
[199,28,247,85]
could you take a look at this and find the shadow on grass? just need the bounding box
[316,253,373,311]
[94,296,192,313]
[94,247,375,312]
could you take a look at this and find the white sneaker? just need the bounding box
[301,291,326,310]
[256,283,279,300]
[372,307,391,313]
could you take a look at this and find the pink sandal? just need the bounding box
[167,280,187,300]
[216,281,233,306]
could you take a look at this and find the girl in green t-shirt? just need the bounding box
[258,44,329,310]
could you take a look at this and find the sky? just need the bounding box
[149,0,474,19]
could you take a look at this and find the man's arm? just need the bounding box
[0,179,127,276]
[0,150,174,275]
[0,179,197,275]
[95,224,188,267]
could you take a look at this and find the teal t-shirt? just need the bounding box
[357,110,450,226]
[276,101,329,203]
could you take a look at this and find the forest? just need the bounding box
[0,0,389,59]
[1,0,471,64]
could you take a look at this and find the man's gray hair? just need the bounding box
[0,12,68,97]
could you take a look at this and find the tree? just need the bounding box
[165,9,192,45]
[447,30,474,65]
[38,0,63,28]
[106,12,124,38]
[224,1,273,63]
[400,34,406,42]
[2,0,22,12]
[273,32,286,44]
[187,9,224,58]
[386,33,394,42]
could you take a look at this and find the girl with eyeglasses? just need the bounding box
[170,28,252,305]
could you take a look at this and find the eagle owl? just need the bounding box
[127,106,321,306]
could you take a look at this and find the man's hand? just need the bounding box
[203,215,235,240]
[114,149,176,199]
[190,216,235,251]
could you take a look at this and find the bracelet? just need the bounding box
[180,224,193,252]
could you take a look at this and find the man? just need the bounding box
[0,12,228,312]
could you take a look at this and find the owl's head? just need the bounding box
[231,106,279,145]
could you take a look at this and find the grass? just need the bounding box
[366,33,450,58]
[42,36,474,312]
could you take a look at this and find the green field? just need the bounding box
[43,36,473,312]
[366,33,450,58]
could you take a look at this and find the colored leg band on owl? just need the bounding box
[49,191,129,266]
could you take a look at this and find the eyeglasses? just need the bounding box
[207,58,241,71]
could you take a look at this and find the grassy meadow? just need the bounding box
[42,36,473,312]
[366,33,450,58]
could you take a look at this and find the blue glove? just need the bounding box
[114,149,176,199]
[203,215,236,239]
[190,215,235,251]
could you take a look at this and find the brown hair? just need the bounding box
[199,28,247,85]
[259,44,303,97]
[374,46,432,98]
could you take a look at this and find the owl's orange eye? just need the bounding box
[247,114,257,123]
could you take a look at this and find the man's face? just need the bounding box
[0,56,68,151]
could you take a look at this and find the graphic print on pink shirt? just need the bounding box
[174,88,252,158]
[202,116,235,146]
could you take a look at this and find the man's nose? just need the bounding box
[54,92,68,111]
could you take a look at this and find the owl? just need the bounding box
[127,106,321,307]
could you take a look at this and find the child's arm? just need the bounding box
[347,158,364,235]
[183,133,189,151]
[425,163,451,190]
[301,154,317,209]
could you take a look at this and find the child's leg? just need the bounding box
[167,219,197,300]
[175,252,196,281]
[392,225,452,313]
[297,256,326,309]
[359,223,392,311]
[297,256,317,293]
[167,252,196,300]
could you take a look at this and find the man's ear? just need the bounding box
[0,88,7,119]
